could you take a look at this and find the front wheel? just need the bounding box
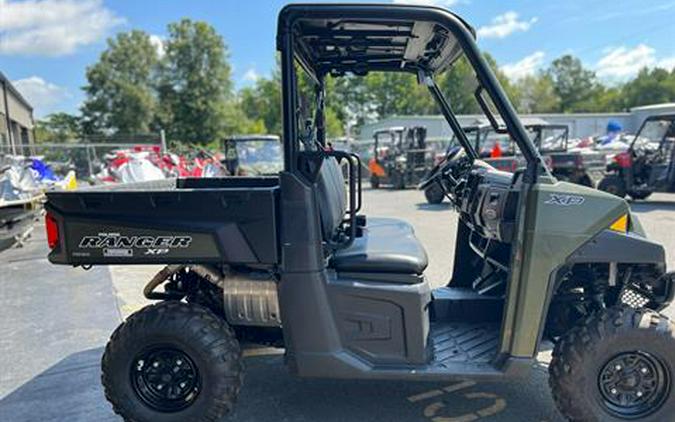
[629,190,652,201]
[102,301,243,422]
[424,183,445,204]
[392,170,406,189]
[598,175,627,198]
[550,307,675,422]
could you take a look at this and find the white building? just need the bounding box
[357,103,675,141]
[0,72,35,154]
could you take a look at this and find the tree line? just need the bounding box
[36,20,675,145]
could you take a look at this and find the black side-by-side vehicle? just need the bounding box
[368,126,433,189]
[599,114,675,200]
[44,4,675,422]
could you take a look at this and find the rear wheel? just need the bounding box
[424,183,445,204]
[102,301,243,422]
[370,175,380,189]
[598,175,627,198]
[549,307,675,422]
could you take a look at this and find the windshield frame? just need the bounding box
[223,136,283,175]
[529,124,569,153]
[279,5,543,180]
[630,115,675,152]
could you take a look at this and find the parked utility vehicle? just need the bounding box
[221,134,283,176]
[368,126,432,188]
[599,114,675,199]
[529,123,606,187]
[468,120,606,184]
[44,4,675,422]
[422,120,604,203]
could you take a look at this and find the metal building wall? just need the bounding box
[358,112,636,141]
[0,73,35,152]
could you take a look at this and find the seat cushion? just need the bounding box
[365,217,414,235]
[316,157,347,240]
[331,222,428,274]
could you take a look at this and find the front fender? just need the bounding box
[568,229,665,267]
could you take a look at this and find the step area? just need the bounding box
[428,287,504,367]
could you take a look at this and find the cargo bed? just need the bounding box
[45,177,279,266]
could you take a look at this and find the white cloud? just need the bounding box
[596,44,675,81]
[658,56,675,71]
[391,0,459,6]
[501,51,546,81]
[0,0,124,56]
[12,76,69,116]
[477,11,537,39]
[242,67,260,83]
[149,34,165,58]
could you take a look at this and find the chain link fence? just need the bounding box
[0,132,166,180]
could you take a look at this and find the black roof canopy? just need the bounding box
[277,4,476,76]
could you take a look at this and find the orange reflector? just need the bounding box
[609,214,628,233]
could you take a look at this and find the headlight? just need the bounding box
[396,156,407,163]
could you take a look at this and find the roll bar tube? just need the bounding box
[425,75,477,160]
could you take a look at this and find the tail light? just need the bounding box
[614,152,632,168]
[45,212,59,249]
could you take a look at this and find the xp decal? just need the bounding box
[545,194,585,206]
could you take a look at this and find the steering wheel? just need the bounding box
[418,146,463,191]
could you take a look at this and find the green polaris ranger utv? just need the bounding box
[43,4,675,422]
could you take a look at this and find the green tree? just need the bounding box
[240,72,282,135]
[514,73,560,113]
[81,30,159,134]
[326,74,372,130]
[35,112,82,143]
[547,55,602,112]
[158,19,235,144]
[363,72,435,118]
[621,67,675,108]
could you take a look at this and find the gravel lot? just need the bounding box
[1,188,674,422]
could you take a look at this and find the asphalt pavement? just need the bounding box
[1,189,674,422]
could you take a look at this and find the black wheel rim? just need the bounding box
[130,346,201,413]
[598,351,670,419]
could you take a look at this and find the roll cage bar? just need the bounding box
[277,3,543,182]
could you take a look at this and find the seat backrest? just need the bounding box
[316,157,347,241]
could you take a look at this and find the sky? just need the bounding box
[1,0,675,118]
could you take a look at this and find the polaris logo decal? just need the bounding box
[79,234,192,249]
[545,194,585,206]
[104,248,133,257]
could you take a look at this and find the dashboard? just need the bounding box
[447,159,521,244]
